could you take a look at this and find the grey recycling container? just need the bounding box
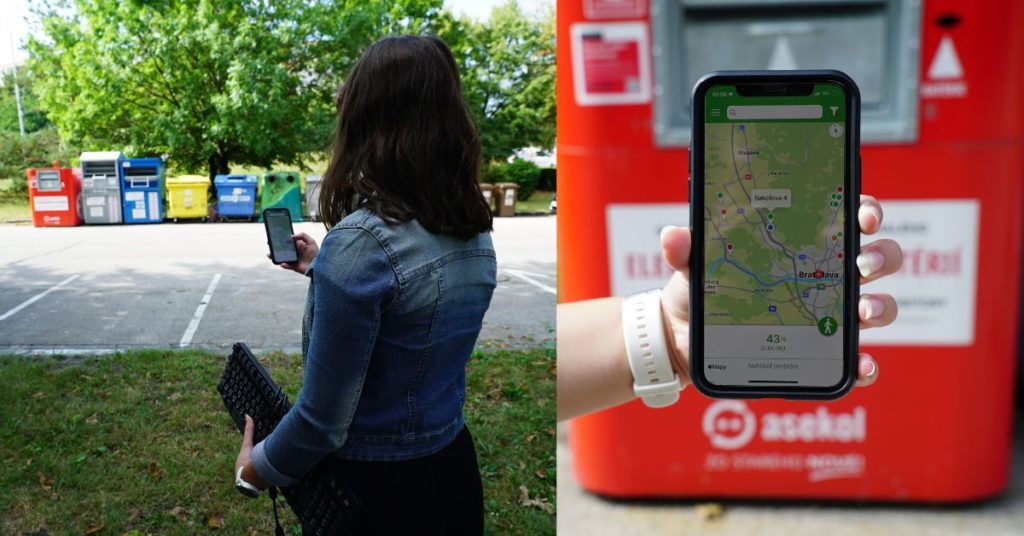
[80,151,125,224]
[306,175,323,221]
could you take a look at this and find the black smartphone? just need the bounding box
[263,208,298,265]
[689,70,860,400]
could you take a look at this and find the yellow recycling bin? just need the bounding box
[166,175,211,221]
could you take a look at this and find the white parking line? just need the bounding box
[179,273,222,348]
[503,269,556,295]
[0,274,80,322]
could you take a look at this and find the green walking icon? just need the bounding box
[817,316,837,336]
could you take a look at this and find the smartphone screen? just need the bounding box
[698,81,853,389]
[265,209,298,264]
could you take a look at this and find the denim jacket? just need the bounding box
[251,207,496,486]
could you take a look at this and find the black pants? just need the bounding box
[337,425,484,535]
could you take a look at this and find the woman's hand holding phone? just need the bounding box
[659,194,902,389]
[267,232,320,275]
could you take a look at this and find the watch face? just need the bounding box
[236,482,261,498]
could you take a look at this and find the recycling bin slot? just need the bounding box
[36,170,61,192]
[651,0,921,145]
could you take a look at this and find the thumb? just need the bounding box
[243,415,255,447]
[660,225,692,272]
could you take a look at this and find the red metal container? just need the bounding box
[560,0,1024,501]
[27,166,82,227]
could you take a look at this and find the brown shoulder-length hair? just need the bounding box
[319,35,493,240]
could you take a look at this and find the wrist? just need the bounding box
[659,298,691,386]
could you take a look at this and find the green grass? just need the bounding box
[515,189,554,214]
[0,178,30,223]
[0,348,555,535]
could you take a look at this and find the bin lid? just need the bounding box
[123,157,162,167]
[167,175,211,185]
[80,151,124,162]
[214,174,258,185]
[264,170,301,179]
[495,182,520,188]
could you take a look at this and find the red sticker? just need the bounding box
[583,0,647,20]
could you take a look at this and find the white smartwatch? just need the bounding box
[235,465,263,498]
[622,289,682,408]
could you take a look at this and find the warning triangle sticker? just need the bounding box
[766,36,799,70]
[927,35,963,80]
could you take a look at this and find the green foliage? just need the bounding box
[440,1,556,160]
[26,0,446,180]
[486,158,541,200]
[25,0,554,179]
[0,69,50,134]
[0,128,79,194]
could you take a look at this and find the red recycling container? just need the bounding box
[27,166,82,227]
[559,0,1024,501]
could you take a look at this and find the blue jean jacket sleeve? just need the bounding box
[251,227,398,486]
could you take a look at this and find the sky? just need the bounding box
[0,0,553,70]
[445,0,551,21]
[0,0,33,69]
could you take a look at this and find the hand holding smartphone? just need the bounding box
[689,70,861,400]
[264,208,299,265]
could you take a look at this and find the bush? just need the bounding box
[0,127,79,195]
[483,159,540,201]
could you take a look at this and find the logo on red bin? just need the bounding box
[703,400,757,450]
[703,400,868,450]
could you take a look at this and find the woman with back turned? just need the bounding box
[231,35,496,534]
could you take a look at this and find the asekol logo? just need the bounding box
[703,400,867,450]
[921,34,967,98]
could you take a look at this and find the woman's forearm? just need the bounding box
[556,297,636,421]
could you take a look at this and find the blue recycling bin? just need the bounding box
[119,157,163,224]
[214,174,258,220]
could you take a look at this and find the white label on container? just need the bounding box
[132,208,146,219]
[607,203,689,296]
[504,189,515,206]
[149,192,159,220]
[89,206,103,218]
[33,196,69,212]
[859,200,978,346]
[125,191,144,202]
[86,196,105,206]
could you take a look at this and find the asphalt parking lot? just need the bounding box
[0,215,555,354]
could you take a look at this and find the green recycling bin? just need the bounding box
[258,170,303,222]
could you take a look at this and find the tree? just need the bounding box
[27,0,445,179]
[0,68,77,191]
[0,68,51,134]
[441,1,555,161]
[26,0,553,178]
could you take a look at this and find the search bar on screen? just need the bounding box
[726,105,823,120]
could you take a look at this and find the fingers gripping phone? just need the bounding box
[264,208,299,265]
[689,70,861,400]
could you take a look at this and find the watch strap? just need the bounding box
[236,465,263,498]
[623,289,682,408]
